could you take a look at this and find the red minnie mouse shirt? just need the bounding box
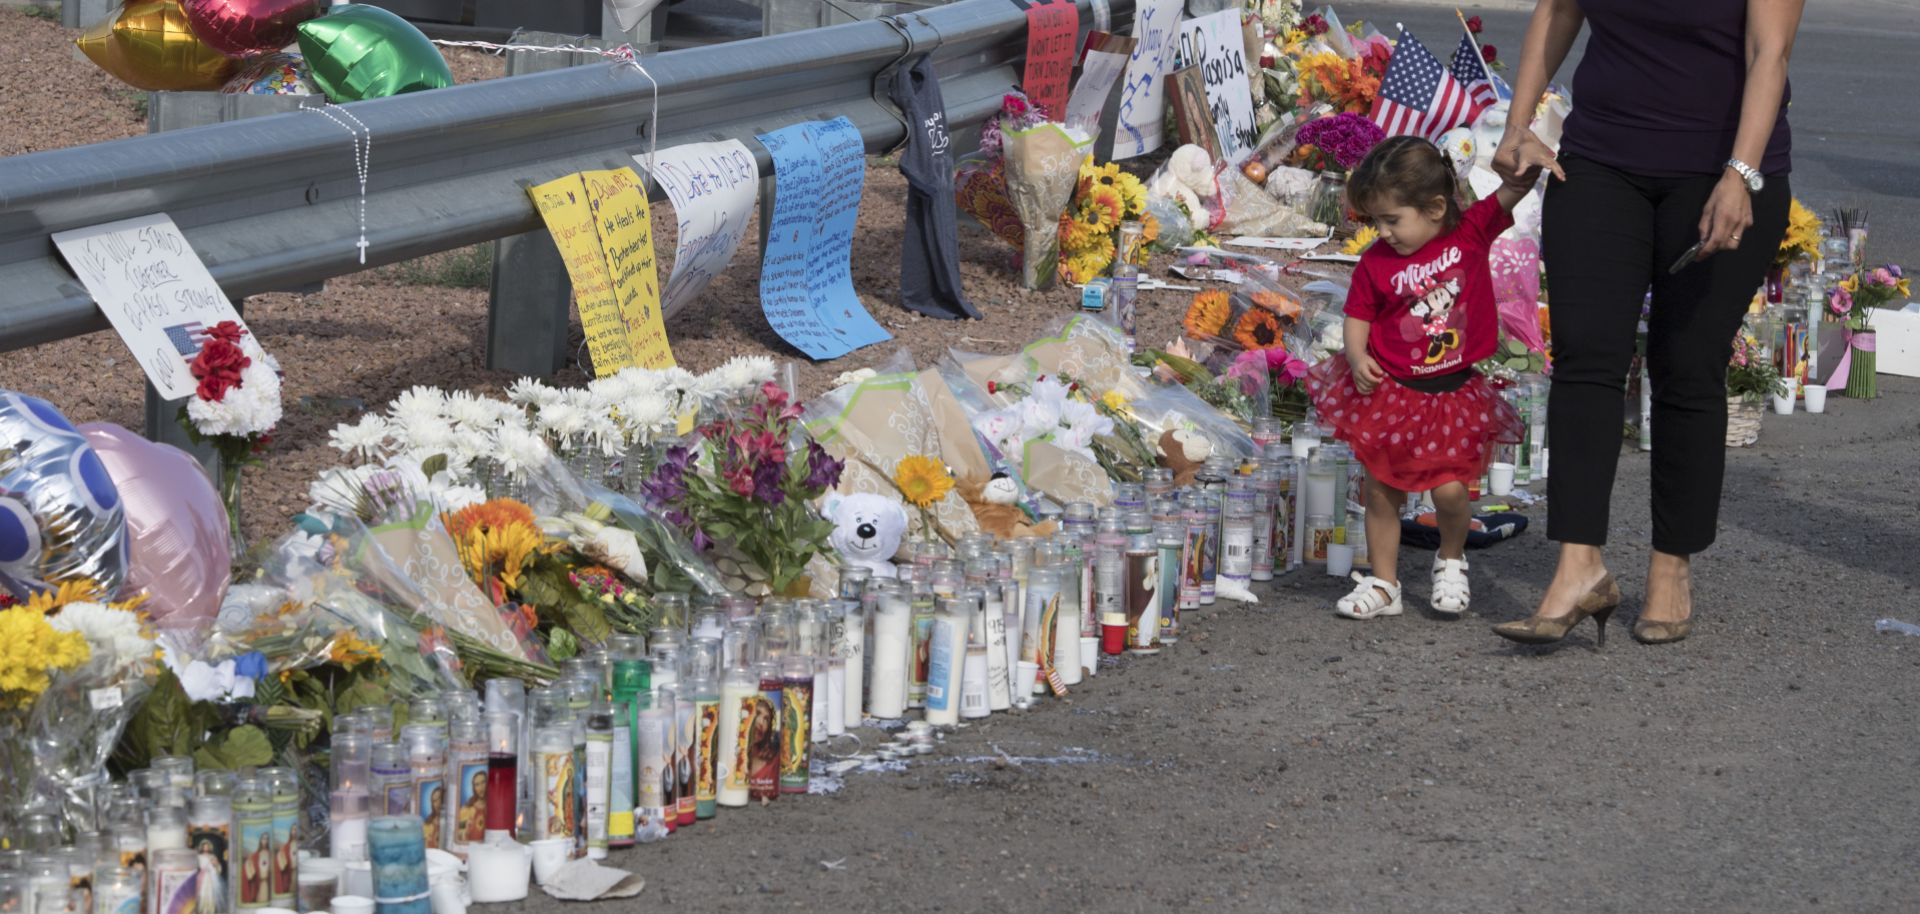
[1344,196,1513,380]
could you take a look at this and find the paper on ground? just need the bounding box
[540,859,645,901]
[1225,232,1333,252]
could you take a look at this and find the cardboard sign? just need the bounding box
[1176,9,1259,164]
[51,213,250,401]
[1064,31,1136,134]
[1112,0,1183,159]
[1023,0,1080,121]
[642,139,759,317]
[529,174,635,376]
[756,117,892,361]
[580,168,675,369]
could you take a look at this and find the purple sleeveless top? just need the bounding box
[1559,0,1791,177]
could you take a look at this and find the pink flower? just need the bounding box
[1871,267,1895,286]
[1830,286,1853,316]
[1265,348,1310,384]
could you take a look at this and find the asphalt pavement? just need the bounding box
[1346,0,1920,272]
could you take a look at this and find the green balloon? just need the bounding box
[296,4,452,102]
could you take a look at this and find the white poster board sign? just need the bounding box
[641,140,761,317]
[51,214,248,401]
[1112,0,1184,159]
[1176,9,1259,165]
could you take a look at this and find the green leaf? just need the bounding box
[335,676,389,715]
[193,725,273,771]
[548,628,580,662]
[421,453,449,479]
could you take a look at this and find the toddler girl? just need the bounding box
[1306,136,1531,619]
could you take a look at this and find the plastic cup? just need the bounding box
[1772,381,1797,416]
[1326,543,1355,578]
[341,861,373,899]
[1013,660,1040,700]
[332,897,375,914]
[1804,384,1827,413]
[1100,614,1126,655]
[464,840,531,903]
[1079,636,1099,677]
[529,837,570,885]
[1488,462,1515,496]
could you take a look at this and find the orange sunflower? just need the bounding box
[1234,308,1286,350]
[1250,289,1302,323]
[1184,289,1232,339]
[1083,184,1126,232]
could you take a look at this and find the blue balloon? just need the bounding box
[0,391,127,597]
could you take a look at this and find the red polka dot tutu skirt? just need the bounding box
[1305,357,1524,493]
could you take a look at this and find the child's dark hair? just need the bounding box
[1347,136,1462,231]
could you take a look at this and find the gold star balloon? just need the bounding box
[78,0,242,92]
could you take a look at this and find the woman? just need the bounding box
[1491,0,1805,645]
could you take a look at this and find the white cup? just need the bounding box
[529,837,571,885]
[331,896,375,914]
[341,861,373,899]
[1772,381,1797,415]
[1079,636,1098,677]
[1326,543,1355,578]
[1013,660,1040,700]
[464,840,531,904]
[1803,384,1827,413]
[1488,462,1515,496]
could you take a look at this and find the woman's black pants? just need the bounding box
[1541,155,1791,555]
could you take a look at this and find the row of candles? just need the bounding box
[2,429,1368,914]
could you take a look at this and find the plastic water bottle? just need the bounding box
[1874,618,1920,637]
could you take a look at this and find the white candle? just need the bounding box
[462,841,530,904]
[868,594,911,720]
[715,675,755,809]
[1054,569,1082,687]
[959,646,991,719]
[924,598,969,727]
[810,666,829,743]
[825,662,846,736]
[982,593,1011,711]
[841,608,865,725]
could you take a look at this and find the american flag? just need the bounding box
[163,322,209,357]
[1451,31,1498,109]
[1370,28,1491,140]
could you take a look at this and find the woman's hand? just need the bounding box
[1493,128,1566,187]
[1348,350,1387,396]
[1697,171,1754,257]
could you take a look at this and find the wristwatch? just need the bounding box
[1726,158,1764,193]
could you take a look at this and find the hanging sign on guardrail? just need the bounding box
[643,140,761,318]
[756,117,891,361]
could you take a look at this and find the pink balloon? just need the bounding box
[79,423,230,635]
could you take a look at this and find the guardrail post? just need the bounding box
[142,92,311,476]
[60,0,113,31]
[483,32,612,378]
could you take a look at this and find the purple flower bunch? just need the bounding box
[978,91,1048,161]
[640,382,845,593]
[1295,113,1387,173]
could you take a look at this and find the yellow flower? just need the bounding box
[1112,172,1148,217]
[1060,234,1116,283]
[1343,225,1379,256]
[327,631,384,670]
[1058,211,1097,252]
[1284,28,1308,50]
[451,518,541,593]
[0,606,90,708]
[1899,277,1912,298]
[1083,185,1126,233]
[1841,274,1860,295]
[1777,198,1821,264]
[893,455,954,509]
[1082,159,1122,187]
[24,580,107,615]
[1101,389,1130,412]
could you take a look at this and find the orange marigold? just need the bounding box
[1234,308,1287,350]
[1184,289,1232,339]
[446,498,538,540]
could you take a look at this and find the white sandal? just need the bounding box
[1430,557,1471,615]
[1335,573,1403,620]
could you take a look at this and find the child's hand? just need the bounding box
[1348,351,1386,395]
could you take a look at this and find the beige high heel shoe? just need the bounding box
[1491,576,1623,646]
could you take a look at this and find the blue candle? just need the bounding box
[368,817,430,914]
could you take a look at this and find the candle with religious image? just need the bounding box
[259,768,300,904]
[95,867,142,914]
[904,565,936,709]
[1124,513,1162,653]
[778,653,813,794]
[370,743,413,818]
[1179,489,1207,615]
[715,631,758,809]
[233,778,273,910]
[402,726,446,856]
[606,699,635,845]
[1154,523,1184,644]
[147,848,197,914]
[687,637,723,819]
[445,716,487,858]
[747,660,784,802]
[186,792,232,914]
[633,690,673,833]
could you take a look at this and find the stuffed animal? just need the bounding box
[1157,428,1213,487]
[824,492,909,579]
[957,472,1057,540]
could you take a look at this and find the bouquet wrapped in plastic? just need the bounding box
[1003,121,1097,289]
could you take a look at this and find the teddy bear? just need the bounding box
[824,492,909,579]
[1157,428,1214,487]
[956,471,1058,540]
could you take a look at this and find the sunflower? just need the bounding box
[1185,289,1233,339]
[328,631,384,670]
[1083,159,1123,187]
[1061,234,1116,283]
[1776,198,1821,266]
[1084,184,1127,233]
[1343,225,1379,256]
[1112,172,1148,216]
[1059,211,1096,252]
[893,455,954,509]
[1251,289,1302,323]
[446,498,538,541]
[1234,308,1287,350]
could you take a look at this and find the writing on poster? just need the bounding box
[642,139,759,317]
[1065,31,1137,134]
[1023,0,1079,121]
[581,168,675,370]
[529,174,635,376]
[756,117,892,361]
[52,213,250,401]
[1113,0,1183,159]
[1175,9,1258,163]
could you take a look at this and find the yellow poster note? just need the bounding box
[581,168,675,370]
[528,174,635,376]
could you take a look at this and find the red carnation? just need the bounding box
[203,320,247,345]
[1465,15,1482,34]
[1481,44,1498,63]
[189,337,251,403]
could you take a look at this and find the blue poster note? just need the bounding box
[756,118,892,360]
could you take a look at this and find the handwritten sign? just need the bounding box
[1064,31,1136,135]
[1176,9,1258,164]
[529,174,635,376]
[581,168,675,370]
[1112,0,1183,159]
[756,117,892,361]
[51,214,251,401]
[1023,0,1079,121]
[641,140,760,317]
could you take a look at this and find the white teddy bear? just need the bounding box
[824,492,909,579]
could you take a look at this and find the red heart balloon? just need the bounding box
[184,0,327,57]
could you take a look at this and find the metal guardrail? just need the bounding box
[0,0,1131,358]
